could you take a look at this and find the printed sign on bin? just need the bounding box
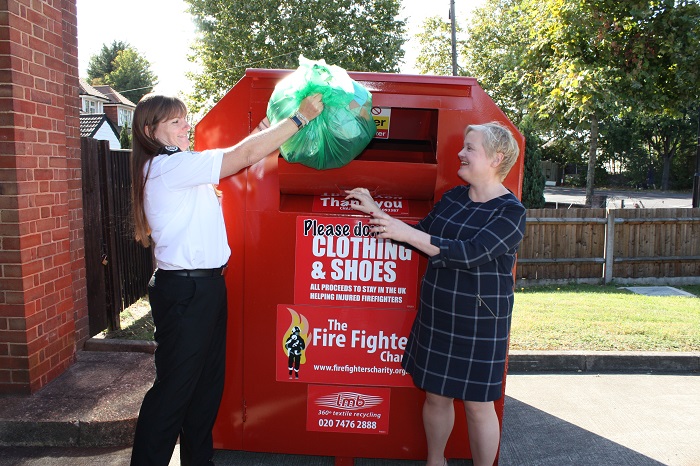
[307,385,390,435]
[312,193,409,216]
[276,304,415,387]
[372,107,390,139]
[294,215,419,309]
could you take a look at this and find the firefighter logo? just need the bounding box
[282,308,309,380]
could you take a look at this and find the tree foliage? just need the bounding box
[184,0,406,115]
[420,0,700,195]
[462,0,528,122]
[87,41,157,104]
[414,16,466,76]
[87,40,129,83]
[521,120,546,208]
[119,124,131,149]
[105,48,157,104]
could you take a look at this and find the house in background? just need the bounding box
[93,84,136,132]
[78,78,136,148]
[80,113,121,150]
[79,78,110,114]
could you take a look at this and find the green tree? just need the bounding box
[105,48,157,104]
[616,1,700,190]
[462,0,528,122]
[639,112,697,190]
[513,0,636,205]
[414,16,466,76]
[87,40,129,84]
[119,124,131,149]
[87,41,157,104]
[184,0,406,115]
[461,0,700,198]
[521,120,546,208]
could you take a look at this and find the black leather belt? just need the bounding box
[157,266,227,277]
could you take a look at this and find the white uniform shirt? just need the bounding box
[144,149,231,270]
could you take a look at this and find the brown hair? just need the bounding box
[465,122,520,181]
[130,93,188,247]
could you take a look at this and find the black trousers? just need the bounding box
[131,270,227,466]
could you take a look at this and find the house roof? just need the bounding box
[79,78,110,102]
[80,113,119,139]
[93,85,136,108]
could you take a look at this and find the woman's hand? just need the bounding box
[344,188,381,216]
[345,188,414,242]
[298,94,324,123]
[345,187,438,256]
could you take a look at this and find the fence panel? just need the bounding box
[517,207,700,285]
[517,208,607,283]
[81,138,153,335]
[612,208,700,279]
[103,147,153,312]
[80,138,108,335]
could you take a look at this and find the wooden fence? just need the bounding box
[517,207,700,286]
[81,138,154,336]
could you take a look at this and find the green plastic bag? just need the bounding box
[267,56,376,170]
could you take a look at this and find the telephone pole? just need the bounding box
[693,105,700,207]
[450,0,458,76]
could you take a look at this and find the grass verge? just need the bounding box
[100,296,154,341]
[511,284,700,351]
[104,284,700,351]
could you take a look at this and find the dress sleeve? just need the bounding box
[429,201,526,270]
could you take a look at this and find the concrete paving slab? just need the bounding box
[544,187,693,209]
[500,374,700,466]
[621,286,697,297]
[0,352,152,448]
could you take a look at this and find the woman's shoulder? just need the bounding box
[494,192,526,220]
[443,185,469,200]
[500,190,524,206]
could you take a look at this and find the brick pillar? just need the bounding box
[103,106,118,127]
[0,0,84,394]
[61,0,88,348]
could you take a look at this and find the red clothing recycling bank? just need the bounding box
[194,69,524,464]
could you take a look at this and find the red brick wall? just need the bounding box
[0,0,84,394]
[104,106,118,129]
[62,0,88,349]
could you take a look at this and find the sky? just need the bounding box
[76,0,484,98]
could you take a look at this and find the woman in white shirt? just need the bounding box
[129,92,323,466]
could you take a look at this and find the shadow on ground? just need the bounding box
[500,397,666,466]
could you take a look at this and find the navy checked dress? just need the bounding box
[401,185,526,401]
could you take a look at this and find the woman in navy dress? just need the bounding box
[346,122,526,466]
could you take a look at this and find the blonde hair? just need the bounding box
[130,94,188,247]
[465,122,520,181]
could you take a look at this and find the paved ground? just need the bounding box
[0,373,698,465]
[544,187,693,209]
[0,348,698,466]
[622,286,697,297]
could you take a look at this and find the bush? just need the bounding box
[520,121,546,208]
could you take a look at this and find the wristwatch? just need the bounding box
[289,112,306,130]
